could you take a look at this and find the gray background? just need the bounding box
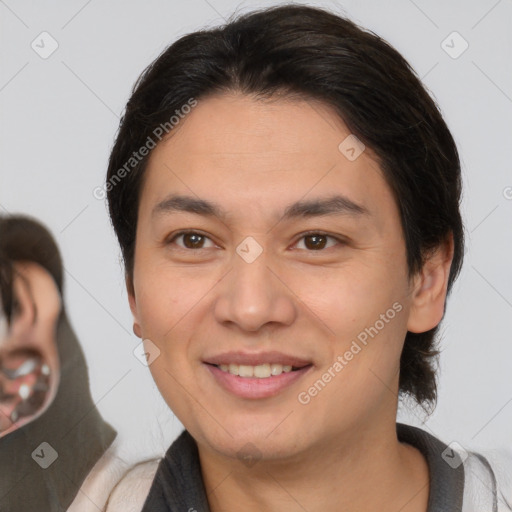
[0,0,511,465]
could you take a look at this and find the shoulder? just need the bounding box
[67,441,127,512]
[104,459,160,512]
[462,447,512,511]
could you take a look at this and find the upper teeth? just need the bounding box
[218,363,293,378]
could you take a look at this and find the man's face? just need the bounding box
[129,93,417,461]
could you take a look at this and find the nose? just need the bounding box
[213,246,297,333]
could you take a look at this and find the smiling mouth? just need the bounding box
[209,363,311,379]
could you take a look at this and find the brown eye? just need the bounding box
[169,231,216,250]
[304,234,327,250]
[295,233,340,251]
[182,233,205,249]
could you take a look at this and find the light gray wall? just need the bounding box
[1,0,511,464]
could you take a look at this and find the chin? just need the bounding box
[189,410,308,462]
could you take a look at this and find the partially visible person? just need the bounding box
[0,215,126,511]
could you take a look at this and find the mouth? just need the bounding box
[203,352,313,399]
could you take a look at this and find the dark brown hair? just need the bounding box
[106,4,464,409]
[0,215,63,292]
[0,215,64,326]
[0,252,13,322]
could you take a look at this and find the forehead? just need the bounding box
[140,93,396,227]
[156,92,353,157]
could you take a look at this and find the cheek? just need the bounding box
[134,263,219,341]
[290,262,407,333]
[291,262,409,389]
[136,274,185,336]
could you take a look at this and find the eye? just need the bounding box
[166,230,345,252]
[167,231,217,250]
[293,232,344,251]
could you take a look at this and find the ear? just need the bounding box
[126,273,142,338]
[407,234,454,334]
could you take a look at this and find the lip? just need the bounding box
[203,351,312,368]
[203,351,313,399]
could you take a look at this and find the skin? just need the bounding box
[128,93,453,512]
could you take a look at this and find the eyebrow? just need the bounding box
[152,194,369,222]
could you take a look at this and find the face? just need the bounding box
[129,93,443,462]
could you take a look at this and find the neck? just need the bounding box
[199,422,429,512]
